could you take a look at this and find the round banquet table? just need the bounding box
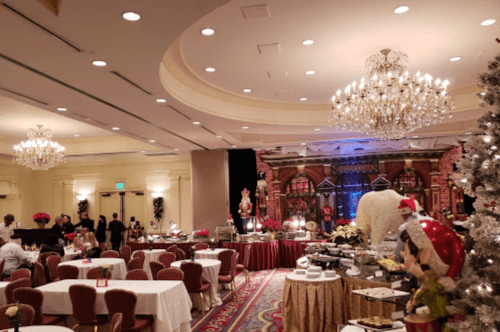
[283,272,343,332]
[171,258,222,310]
[4,327,73,332]
[57,258,127,280]
[222,240,279,270]
[279,239,328,268]
[0,282,9,305]
[194,248,227,260]
[26,247,82,263]
[136,249,166,279]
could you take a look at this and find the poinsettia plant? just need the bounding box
[196,229,209,237]
[262,219,282,232]
[32,212,51,224]
[336,218,351,226]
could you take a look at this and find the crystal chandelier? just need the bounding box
[329,49,454,140]
[13,125,65,170]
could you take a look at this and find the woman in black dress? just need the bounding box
[96,215,107,245]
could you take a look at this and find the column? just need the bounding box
[429,159,441,218]
[168,173,181,230]
[53,181,63,216]
[272,167,282,221]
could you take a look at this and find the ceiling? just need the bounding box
[0,0,497,157]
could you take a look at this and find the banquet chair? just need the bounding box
[111,312,123,332]
[37,252,60,283]
[46,254,62,282]
[180,261,212,316]
[127,257,144,271]
[0,259,5,278]
[166,245,177,256]
[10,268,31,281]
[158,252,176,268]
[218,251,239,301]
[126,269,148,280]
[236,244,251,284]
[101,250,120,258]
[56,265,79,280]
[0,303,35,329]
[34,262,45,287]
[149,261,165,280]
[87,267,113,279]
[175,248,186,261]
[194,243,209,250]
[132,250,145,261]
[100,242,106,252]
[5,278,31,303]
[157,268,184,281]
[218,249,235,275]
[69,284,108,332]
[104,289,154,332]
[13,287,67,326]
[120,246,132,265]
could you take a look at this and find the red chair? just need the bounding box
[218,251,239,301]
[158,252,176,268]
[111,312,123,332]
[104,289,154,332]
[0,259,5,277]
[34,262,45,287]
[37,252,60,283]
[236,244,251,283]
[218,249,235,275]
[157,268,184,281]
[69,284,107,332]
[10,268,31,281]
[13,287,67,325]
[46,255,62,282]
[126,258,144,271]
[100,242,106,252]
[175,248,186,261]
[132,251,145,268]
[101,250,120,258]
[149,261,165,280]
[166,245,177,256]
[125,269,148,280]
[87,267,113,279]
[5,278,31,303]
[0,303,35,329]
[180,261,212,316]
[57,265,79,280]
[120,246,132,265]
[194,243,209,250]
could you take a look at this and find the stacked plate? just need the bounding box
[307,266,322,273]
[294,269,306,274]
[324,270,337,278]
[306,271,321,279]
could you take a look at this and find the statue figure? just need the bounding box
[255,171,268,217]
[238,188,253,231]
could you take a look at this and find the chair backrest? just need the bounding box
[126,257,144,271]
[0,303,35,329]
[100,242,106,252]
[149,261,164,280]
[37,252,60,282]
[119,246,132,265]
[5,278,31,304]
[175,248,186,261]
[180,261,203,291]
[157,268,184,281]
[101,250,119,258]
[229,252,239,279]
[0,259,5,277]
[86,267,112,279]
[13,287,44,325]
[166,245,177,254]
[132,250,145,261]
[243,244,252,267]
[104,289,138,329]
[218,249,235,275]
[158,252,176,268]
[56,265,79,280]
[46,255,62,281]
[194,243,209,250]
[111,312,123,332]
[125,269,148,280]
[10,268,31,281]
[34,262,45,287]
[69,284,97,323]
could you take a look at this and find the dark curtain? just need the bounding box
[228,149,257,233]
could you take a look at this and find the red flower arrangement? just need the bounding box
[196,229,209,237]
[262,219,282,232]
[32,212,51,224]
[336,218,351,226]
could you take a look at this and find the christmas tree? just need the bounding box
[451,52,500,331]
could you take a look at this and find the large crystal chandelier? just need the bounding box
[13,125,65,170]
[329,49,454,140]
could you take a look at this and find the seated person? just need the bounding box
[82,232,101,259]
[0,236,32,279]
[73,227,89,249]
[51,216,64,240]
[40,234,65,258]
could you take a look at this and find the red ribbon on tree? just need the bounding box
[484,200,497,211]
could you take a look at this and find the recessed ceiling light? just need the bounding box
[193,121,201,125]
[394,6,409,14]
[243,89,252,93]
[232,145,237,148]
[122,12,141,21]
[74,134,80,137]
[302,39,314,46]
[216,135,222,138]
[305,70,315,75]
[481,19,496,26]
[57,108,67,111]
[299,97,308,101]
[205,67,216,72]
[465,132,472,135]
[92,60,107,67]
[412,135,419,138]
[174,148,179,151]
[149,140,155,143]
[156,98,167,103]
[112,127,120,131]
[140,150,146,153]
[300,143,306,145]
[242,126,249,129]
[314,128,321,131]
[201,28,215,36]
[449,56,462,62]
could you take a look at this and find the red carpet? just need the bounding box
[191,268,291,331]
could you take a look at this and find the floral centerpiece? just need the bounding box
[330,224,364,246]
[5,304,22,332]
[33,212,51,227]
[262,219,282,232]
[82,247,95,261]
[336,218,352,226]
[99,263,113,279]
[195,228,209,239]
[188,245,196,261]
[210,238,216,250]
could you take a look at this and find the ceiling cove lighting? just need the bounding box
[13,125,65,170]
[201,28,215,36]
[92,60,107,67]
[329,49,454,140]
[394,6,409,14]
[122,12,141,21]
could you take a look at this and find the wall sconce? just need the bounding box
[152,192,162,198]
[76,194,87,201]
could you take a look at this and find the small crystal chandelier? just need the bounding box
[329,49,454,140]
[13,125,65,170]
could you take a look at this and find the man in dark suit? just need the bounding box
[74,212,95,233]
[109,213,125,251]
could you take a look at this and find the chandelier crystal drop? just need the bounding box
[13,125,65,170]
[329,49,454,140]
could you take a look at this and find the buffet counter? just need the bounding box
[126,241,213,255]
[222,240,280,270]
[279,239,328,268]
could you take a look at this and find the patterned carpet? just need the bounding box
[191,268,292,332]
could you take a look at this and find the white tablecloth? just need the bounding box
[5,326,73,332]
[137,249,166,279]
[194,248,226,260]
[27,248,81,263]
[38,279,192,332]
[57,258,127,280]
[171,258,222,310]
[0,282,9,305]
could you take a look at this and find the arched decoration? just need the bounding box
[335,173,371,220]
[283,173,317,221]
[392,167,426,210]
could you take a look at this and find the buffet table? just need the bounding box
[222,240,280,270]
[127,241,212,256]
[279,239,328,268]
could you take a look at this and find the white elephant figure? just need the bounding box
[355,189,423,246]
